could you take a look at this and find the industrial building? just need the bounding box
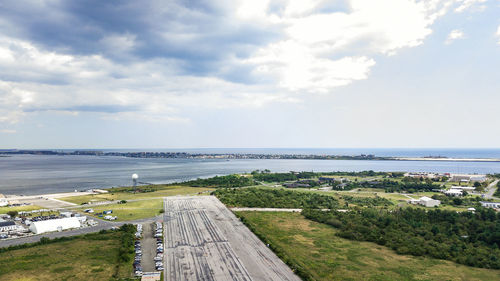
[450,186,475,191]
[444,189,463,196]
[480,202,500,209]
[29,217,81,234]
[449,174,487,183]
[0,221,19,232]
[409,196,440,207]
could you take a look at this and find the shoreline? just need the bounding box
[392,157,500,162]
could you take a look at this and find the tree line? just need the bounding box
[339,179,440,193]
[214,188,339,209]
[302,207,500,269]
[180,175,255,188]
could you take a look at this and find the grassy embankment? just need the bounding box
[0,230,133,281]
[236,212,500,281]
[0,205,44,214]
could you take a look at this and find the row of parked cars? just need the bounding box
[134,224,144,276]
[155,222,164,271]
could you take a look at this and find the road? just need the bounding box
[484,180,499,199]
[230,207,302,212]
[163,196,300,281]
[0,215,161,248]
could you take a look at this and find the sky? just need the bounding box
[0,0,499,149]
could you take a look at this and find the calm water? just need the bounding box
[1,149,500,195]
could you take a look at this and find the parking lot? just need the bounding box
[163,196,300,281]
[134,222,164,277]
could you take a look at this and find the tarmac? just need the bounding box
[163,196,300,281]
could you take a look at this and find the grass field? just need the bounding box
[77,199,163,221]
[60,185,214,205]
[237,211,500,281]
[0,231,132,281]
[0,205,44,214]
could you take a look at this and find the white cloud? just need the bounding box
[240,0,453,92]
[454,0,487,13]
[247,40,375,92]
[0,129,16,134]
[496,25,500,45]
[446,29,465,44]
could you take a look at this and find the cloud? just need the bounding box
[0,0,478,123]
[446,29,465,44]
[239,0,453,92]
[454,0,487,13]
[496,25,500,45]
[0,129,16,134]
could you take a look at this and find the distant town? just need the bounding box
[0,150,384,160]
[2,149,500,162]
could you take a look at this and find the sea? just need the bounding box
[1,148,499,195]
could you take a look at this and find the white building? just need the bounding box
[444,189,463,196]
[450,174,487,183]
[480,202,500,209]
[419,196,440,207]
[450,186,476,191]
[409,196,440,207]
[59,211,73,218]
[470,175,487,182]
[0,221,18,232]
[29,217,81,234]
[0,198,7,207]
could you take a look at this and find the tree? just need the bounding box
[7,210,18,218]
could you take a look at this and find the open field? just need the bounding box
[0,231,132,281]
[59,185,214,205]
[253,186,483,211]
[236,212,500,281]
[163,196,300,281]
[77,199,163,221]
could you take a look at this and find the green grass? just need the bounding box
[236,211,500,281]
[60,185,214,205]
[0,231,132,281]
[0,205,44,214]
[77,198,163,221]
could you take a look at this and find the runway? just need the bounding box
[163,196,300,281]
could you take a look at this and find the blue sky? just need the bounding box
[0,0,499,149]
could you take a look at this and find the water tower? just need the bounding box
[132,173,139,193]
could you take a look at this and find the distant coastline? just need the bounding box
[394,157,500,163]
[2,150,500,162]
